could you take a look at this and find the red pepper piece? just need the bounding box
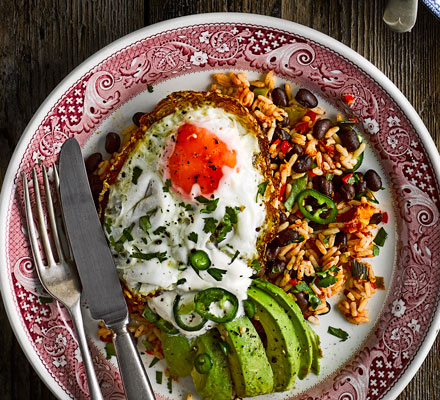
[370,282,376,290]
[272,138,281,147]
[100,335,113,343]
[289,279,298,286]
[382,211,389,224]
[295,121,309,134]
[342,173,353,184]
[349,117,358,123]
[305,111,317,122]
[279,183,287,200]
[308,170,316,177]
[280,140,292,154]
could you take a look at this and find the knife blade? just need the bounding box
[59,138,156,400]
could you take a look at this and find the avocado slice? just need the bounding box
[217,316,274,397]
[247,286,300,391]
[191,330,233,400]
[161,332,195,377]
[253,279,321,376]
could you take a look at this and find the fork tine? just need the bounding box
[22,172,46,273]
[32,168,57,267]
[42,165,65,263]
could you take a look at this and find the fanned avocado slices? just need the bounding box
[161,332,195,377]
[253,279,321,377]
[191,330,233,400]
[247,286,300,391]
[217,316,274,397]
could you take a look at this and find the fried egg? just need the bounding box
[102,91,273,336]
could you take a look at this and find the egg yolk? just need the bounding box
[166,123,237,198]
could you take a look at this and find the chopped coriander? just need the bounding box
[328,326,349,341]
[167,376,173,393]
[347,176,356,185]
[142,340,154,352]
[293,234,305,243]
[179,202,193,211]
[203,218,218,234]
[216,223,233,243]
[132,167,143,184]
[323,236,330,245]
[105,342,116,359]
[229,250,240,265]
[153,226,166,235]
[326,173,334,181]
[308,294,321,309]
[149,356,160,368]
[251,259,261,271]
[256,180,269,201]
[224,206,241,224]
[373,245,380,256]
[316,275,338,287]
[122,226,134,241]
[176,278,186,286]
[188,232,198,243]
[141,237,148,245]
[147,85,154,93]
[196,196,219,213]
[291,281,313,294]
[39,296,53,303]
[139,215,152,232]
[131,251,167,262]
[208,268,227,281]
[163,178,171,192]
[373,227,388,247]
[156,371,163,384]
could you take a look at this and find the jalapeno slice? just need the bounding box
[173,295,208,332]
[243,299,255,318]
[194,353,213,374]
[189,249,211,271]
[194,288,238,323]
[296,189,337,224]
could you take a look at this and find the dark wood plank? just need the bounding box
[1,0,439,399]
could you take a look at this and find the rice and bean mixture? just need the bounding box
[91,71,388,360]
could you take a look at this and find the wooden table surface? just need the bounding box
[1,1,439,399]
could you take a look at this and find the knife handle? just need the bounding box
[111,322,156,400]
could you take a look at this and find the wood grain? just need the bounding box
[1,0,439,399]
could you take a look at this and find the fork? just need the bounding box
[23,166,104,400]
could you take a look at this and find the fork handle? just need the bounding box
[69,302,104,400]
[110,321,156,400]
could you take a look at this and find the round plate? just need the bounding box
[1,13,439,400]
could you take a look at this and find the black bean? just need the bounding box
[332,175,343,190]
[313,176,334,197]
[272,87,288,107]
[295,88,318,108]
[273,126,291,142]
[354,180,367,195]
[335,231,347,249]
[340,183,356,201]
[364,169,382,192]
[85,152,102,173]
[285,144,304,161]
[293,154,313,173]
[265,243,280,261]
[272,229,300,247]
[266,259,287,280]
[305,196,320,208]
[293,292,309,313]
[132,112,145,127]
[279,212,288,223]
[313,119,333,140]
[369,213,384,225]
[287,213,300,225]
[308,221,328,231]
[105,132,121,154]
[280,114,290,127]
[88,174,102,198]
[339,129,360,152]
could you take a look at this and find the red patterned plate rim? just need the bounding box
[1,13,439,400]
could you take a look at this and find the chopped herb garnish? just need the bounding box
[167,376,173,393]
[179,202,193,211]
[132,167,143,184]
[229,250,240,265]
[374,227,388,247]
[142,340,154,352]
[328,326,349,341]
[207,268,227,281]
[323,236,330,245]
[215,223,233,243]
[251,259,261,271]
[308,294,321,309]
[316,275,338,287]
[284,175,307,211]
[153,226,167,235]
[147,85,154,93]
[139,215,152,232]
[347,176,356,185]
[105,342,116,359]
[156,370,163,384]
[326,173,334,181]
[39,296,53,303]
[131,251,167,262]
[149,356,160,368]
[373,245,380,256]
[196,196,219,213]
[256,180,269,201]
[176,278,186,286]
[104,219,112,234]
[163,178,172,192]
[291,281,314,294]
[203,218,218,234]
[188,232,198,243]
[122,226,134,241]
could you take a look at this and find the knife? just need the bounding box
[59,138,156,400]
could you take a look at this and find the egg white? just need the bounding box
[104,104,267,336]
